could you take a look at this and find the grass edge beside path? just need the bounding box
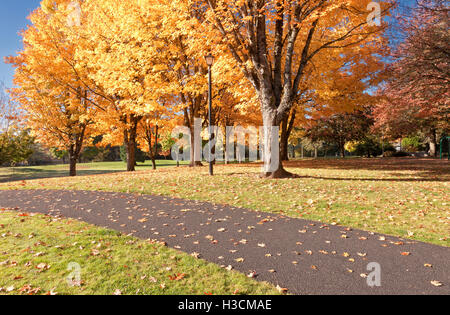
[0,210,280,295]
[0,159,449,247]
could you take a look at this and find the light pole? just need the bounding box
[205,53,215,176]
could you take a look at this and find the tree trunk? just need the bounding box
[340,143,346,158]
[67,126,87,177]
[126,141,136,172]
[260,111,293,179]
[69,154,77,177]
[153,125,159,170]
[280,116,289,161]
[280,109,296,161]
[123,115,140,172]
[429,129,437,157]
[189,126,203,167]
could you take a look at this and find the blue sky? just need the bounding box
[0,0,42,87]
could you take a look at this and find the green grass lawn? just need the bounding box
[1,158,448,246]
[0,210,278,295]
[0,160,188,183]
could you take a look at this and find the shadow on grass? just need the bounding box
[223,158,450,182]
[0,162,185,183]
[0,168,122,183]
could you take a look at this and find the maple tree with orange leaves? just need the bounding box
[6,0,395,176]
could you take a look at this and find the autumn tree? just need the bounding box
[185,0,393,177]
[78,0,221,169]
[373,0,449,156]
[306,110,373,158]
[137,101,175,170]
[0,81,20,132]
[280,44,386,161]
[0,128,35,166]
[6,4,96,176]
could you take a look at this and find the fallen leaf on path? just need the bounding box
[431,281,443,287]
[276,285,288,294]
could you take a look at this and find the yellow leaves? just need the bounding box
[152,64,168,72]
[11,0,391,164]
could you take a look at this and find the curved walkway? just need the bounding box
[0,189,448,295]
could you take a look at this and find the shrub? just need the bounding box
[402,136,425,152]
[354,137,383,158]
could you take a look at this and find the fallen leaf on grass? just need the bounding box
[169,273,186,281]
[191,252,201,259]
[19,284,41,295]
[36,263,50,272]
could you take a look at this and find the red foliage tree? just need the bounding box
[373,0,449,156]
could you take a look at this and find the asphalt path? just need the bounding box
[0,189,448,295]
